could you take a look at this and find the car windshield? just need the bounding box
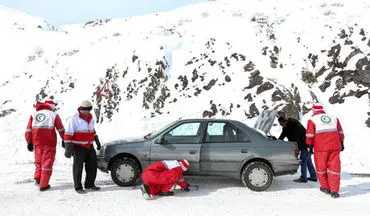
[143,121,178,139]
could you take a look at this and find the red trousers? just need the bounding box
[141,169,178,195]
[34,145,56,188]
[314,151,341,193]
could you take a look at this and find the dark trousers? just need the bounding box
[300,148,317,180]
[72,145,97,190]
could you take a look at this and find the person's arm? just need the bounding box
[25,115,33,145]
[54,114,65,140]
[94,135,101,150]
[278,127,287,140]
[176,171,188,189]
[64,118,75,158]
[305,119,315,153]
[337,118,344,151]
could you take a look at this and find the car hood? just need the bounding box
[106,137,146,146]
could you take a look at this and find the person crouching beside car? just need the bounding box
[140,159,190,200]
[64,100,102,194]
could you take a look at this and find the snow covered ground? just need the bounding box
[1,164,369,216]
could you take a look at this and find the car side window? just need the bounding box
[205,122,250,143]
[164,122,201,144]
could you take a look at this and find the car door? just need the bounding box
[150,121,202,173]
[200,121,252,173]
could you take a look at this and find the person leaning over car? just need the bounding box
[64,100,102,194]
[278,116,317,183]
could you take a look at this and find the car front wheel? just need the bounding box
[241,161,273,191]
[111,157,140,186]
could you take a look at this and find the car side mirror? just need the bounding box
[155,135,166,144]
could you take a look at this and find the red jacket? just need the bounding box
[64,110,96,148]
[306,110,344,152]
[25,102,65,147]
[145,161,188,189]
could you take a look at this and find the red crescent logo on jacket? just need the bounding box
[35,113,47,122]
[320,115,332,124]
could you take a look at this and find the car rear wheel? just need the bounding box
[241,161,273,191]
[111,157,140,186]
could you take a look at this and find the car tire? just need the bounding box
[111,157,140,187]
[241,161,273,191]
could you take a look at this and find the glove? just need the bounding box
[183,184,190,192]
[307,146,314,154]
[341,141,344,152]
[61,140,65,148]
[95,135,101,150]
[64,144,74,158]
[27,143,34,152]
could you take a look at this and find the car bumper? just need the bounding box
[273,161,300,176]
[97,156,109,173]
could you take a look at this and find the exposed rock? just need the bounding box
[203,103,217,118]
[308,53,318,67]
[243,61,255,72]
[178,75,189,90]
[194,88,202,96]
[245,103,259,119]
[132,55,138,63]
[319,81,331,92]
[329,92,344,104]
[244,93,253,102]
[335,78,344,90]
[353,70,370,87]
[271,89,284,101]
[245,71,263,89]
[208,59,217,66]
[256,82,274,94]
[191,69,199,82]
[225,75,231,82]
[281,103,299,119]
[0,108,16,118]
[203,79,217,90]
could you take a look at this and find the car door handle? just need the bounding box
[241,149,248,153]
[189,150,197,154]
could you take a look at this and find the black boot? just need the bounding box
[320,187,331,195]
[40,185,51,191]
[293,177,307,183]
[307,177,317,182]
[85,186,101,191]
[331,192,340,198]
[158,191,174,196]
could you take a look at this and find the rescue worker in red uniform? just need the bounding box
[140,159,190,200]
[64,100,101,194]
[25,100,65,191]
[306,104,344,198]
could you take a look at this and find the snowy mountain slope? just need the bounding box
[0,0,369,174]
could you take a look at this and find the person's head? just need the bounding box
[312,103,324,114]
[44,100,57,111]
[179,159,189,171]
[278,116,288,127]
[79,100,92,117]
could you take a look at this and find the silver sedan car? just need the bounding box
[97,119,299,191]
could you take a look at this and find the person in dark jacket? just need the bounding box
[278,116,317,183]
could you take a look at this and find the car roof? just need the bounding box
[176,118,243,124]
